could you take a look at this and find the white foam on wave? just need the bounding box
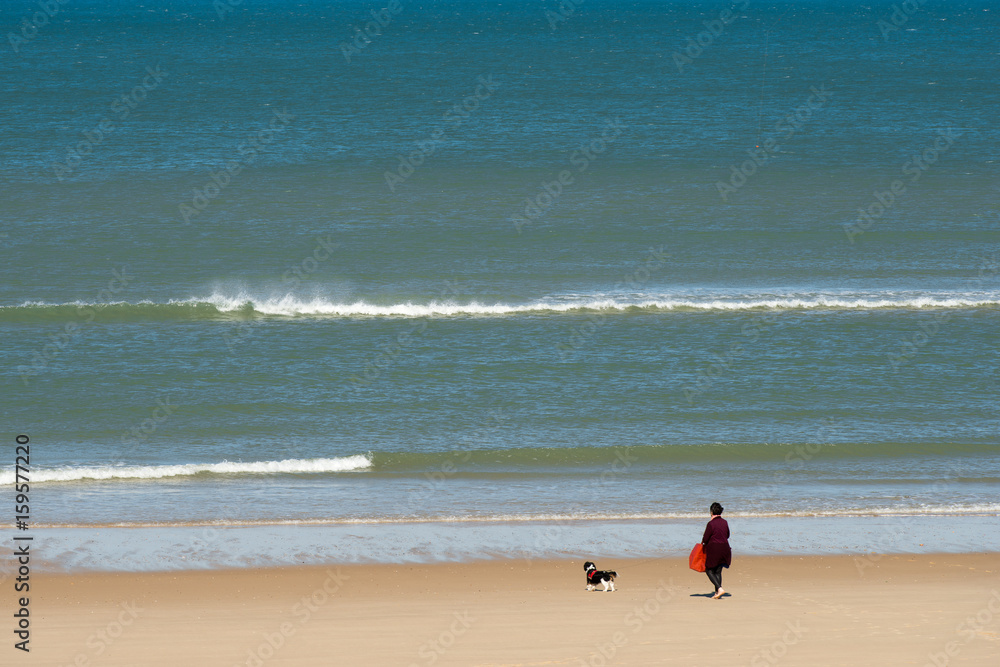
[6,291,1000,318]
[190,292,1000,317]
[4,299,153,309]
[32,504,1000,529]
[0,455,372,485]
[197,293,536,316]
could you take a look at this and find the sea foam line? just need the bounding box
[0,455,372,485]
[30,504,1000,529]
[5,292,1000,319]
[197,295,1000,316]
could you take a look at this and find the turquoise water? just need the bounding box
[1,0,998,570]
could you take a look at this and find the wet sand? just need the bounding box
[16,553,1000,666]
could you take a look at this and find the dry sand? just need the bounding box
[13,554,1000,666]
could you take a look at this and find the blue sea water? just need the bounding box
[1,0,998,570]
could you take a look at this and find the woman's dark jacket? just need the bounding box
[702,516,731,569]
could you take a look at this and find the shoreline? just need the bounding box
[6,513,1000,573]
[16,549,1000,577]
[15,553,1000,665]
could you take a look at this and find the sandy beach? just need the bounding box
[14,553,999,666]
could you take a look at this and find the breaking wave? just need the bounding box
[0,455,372,485]
[3,291,998,322]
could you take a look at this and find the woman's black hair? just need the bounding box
[710,502,724,516]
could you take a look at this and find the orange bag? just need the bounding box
[689,543,706,572]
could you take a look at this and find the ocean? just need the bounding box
[1,0,998,571]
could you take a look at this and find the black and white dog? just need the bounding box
[584,561,618,592]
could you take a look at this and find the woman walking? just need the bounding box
[702,502,731,599]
